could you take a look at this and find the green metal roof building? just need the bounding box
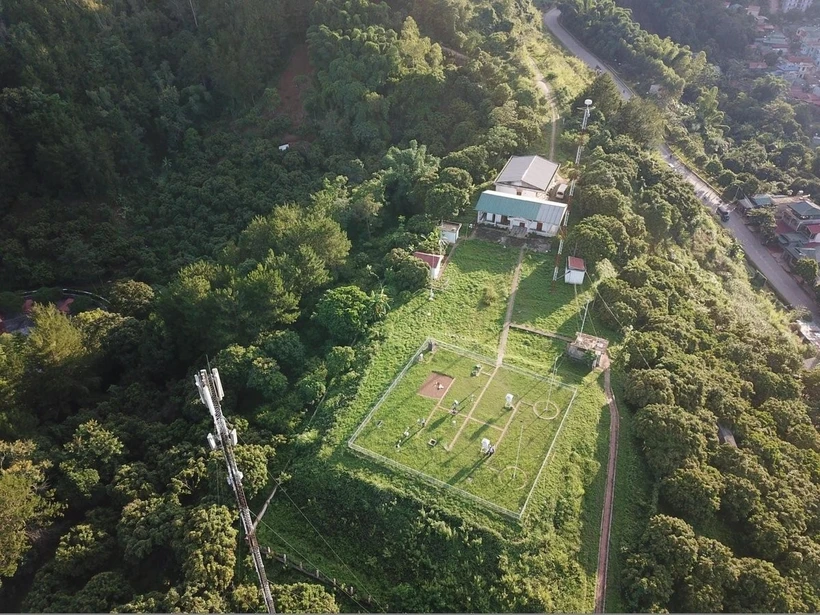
[474,190,567,237]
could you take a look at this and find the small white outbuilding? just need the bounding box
[565,256,586,285]
[440,221,462,244]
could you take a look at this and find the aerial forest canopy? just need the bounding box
[0,0,554,610]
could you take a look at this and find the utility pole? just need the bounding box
[579,298,592,336]
[553,99,594,286]
[195,367,276,614]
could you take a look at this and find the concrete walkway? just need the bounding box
[508,323,574,343]
[448,247,525,451]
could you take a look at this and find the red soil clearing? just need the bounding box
[275,43,313,134]
[418,373,454,399]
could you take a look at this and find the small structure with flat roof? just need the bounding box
[565,256,586,285]
[567,332,609,369]
[717,424,737,447]
[439,221,462,244]
[413,251,444,280]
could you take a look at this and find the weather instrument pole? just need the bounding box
[544,354,560,420]
[514,420,523,480]
[196,367,276,614]
[553,99,594,287]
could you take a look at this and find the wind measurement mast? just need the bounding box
[553,98,594,286]
[195,367,276,614]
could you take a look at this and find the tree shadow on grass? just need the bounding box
[448,454,488,485]
[470,420,501,439]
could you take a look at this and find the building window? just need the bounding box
[501,215,509,225]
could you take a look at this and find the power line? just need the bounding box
[236,425,386,613]
[256,516,374,614]
[195,366,276,614]
[553,98,595,287]
[278,485,387,613]
[585,272,653,370]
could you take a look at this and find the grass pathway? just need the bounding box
[496,247,526,366]
[448,246,525,451]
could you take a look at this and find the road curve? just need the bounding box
[543,8,820,320]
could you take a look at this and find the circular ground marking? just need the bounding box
[496,465,529,490]
[533,400,560,420]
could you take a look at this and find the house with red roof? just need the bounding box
[803,223,820,242]
[413,251,443,280]
[565,256,586,285]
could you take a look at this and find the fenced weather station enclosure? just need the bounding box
[348,339,578,521]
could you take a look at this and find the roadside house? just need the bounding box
[803,223,820,242]
[782,243,818,268]
[782,199,820,231]
[737,193,773,215]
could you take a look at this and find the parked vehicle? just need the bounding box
[555,183,568,200]
[718,204,731,222]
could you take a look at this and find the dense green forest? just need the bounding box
[559,0,820,201]
[0,0,559,610]
[556,73,820,612]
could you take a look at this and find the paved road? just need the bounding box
[543,8,820,320]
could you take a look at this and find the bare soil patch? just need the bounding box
[275,44,313,132]
[418,372,454,399]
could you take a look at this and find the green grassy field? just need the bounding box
[350,345,577,515]
[513,253,614,339]
[285,238,623,611]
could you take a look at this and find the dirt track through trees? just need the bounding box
[595,357,620,612]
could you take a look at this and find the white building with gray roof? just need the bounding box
[493,155,560,200]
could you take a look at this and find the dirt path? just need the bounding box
[595,357,620,613]
[527,55,559,160]
[496,247,526,367]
